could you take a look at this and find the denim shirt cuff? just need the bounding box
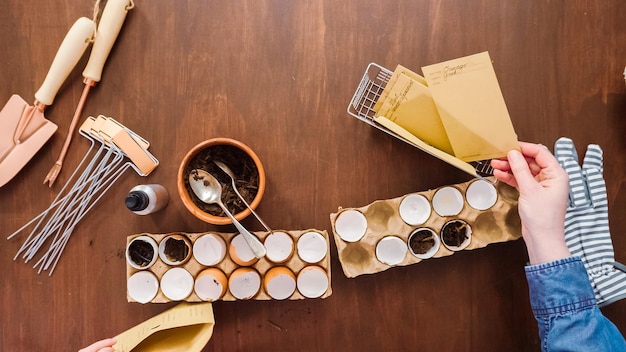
[525,256,597,318]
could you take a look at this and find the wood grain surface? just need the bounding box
[1,1,625,351]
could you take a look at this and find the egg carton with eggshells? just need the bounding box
[329,177,523,278]
[125,230,332,303]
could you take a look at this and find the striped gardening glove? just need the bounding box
[555,137,626,307]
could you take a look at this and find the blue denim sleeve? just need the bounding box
[525,256,626,352]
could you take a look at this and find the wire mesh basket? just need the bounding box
[346,62,494,177]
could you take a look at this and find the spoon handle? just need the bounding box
[230,180,272,232]
[218,203,266,258]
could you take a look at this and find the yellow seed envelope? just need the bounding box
[421,52,519,162]
[373,64,427,112]
[113,302,214,352]
[374,70,454,155]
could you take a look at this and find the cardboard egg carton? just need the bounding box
[126,229,332,303]
[330,178,522,278]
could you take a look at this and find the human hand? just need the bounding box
[78,338,117,352]
[555,137,626,307]
[490,142,571,264]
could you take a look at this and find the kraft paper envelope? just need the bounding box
[113,302,215,352]
[373,69,454,155]
[421,52,519,162]
[374,64,427,112]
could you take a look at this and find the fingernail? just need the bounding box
[508,149,522,161]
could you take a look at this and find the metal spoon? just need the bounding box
[188,169,266,257]
[213,160,271,232]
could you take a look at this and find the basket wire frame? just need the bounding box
[347,63,494,177]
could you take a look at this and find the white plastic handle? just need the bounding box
[34,17,94,106]
[82,0,131,82]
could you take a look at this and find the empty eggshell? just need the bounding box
[194,268,228,302]
[229,234,260,266]
[432,186,464,216]
[263,266,297,300]
[127,271,159,304]
[296,231,327,264]
[465,179,498,210]
[375,236,407,266]
[264,231,294,264]
[160,267,194,301]
[193,233,227,266]
[297,266,329,299]
[399,194,432,226]
[228,267,261,300]
[334,209,368,242]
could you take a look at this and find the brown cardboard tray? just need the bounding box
[330,178,522,278]
[126,229,332,303]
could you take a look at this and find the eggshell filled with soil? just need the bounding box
[126,235,158,270]
[158,234,192,266]
[407,228,440,259]
[440,219,472,251]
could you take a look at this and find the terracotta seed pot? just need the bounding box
[177,138,266,225]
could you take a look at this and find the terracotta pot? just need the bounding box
[177,138,266,225]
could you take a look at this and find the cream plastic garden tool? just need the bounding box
[44,0,135,186]
[0,17,94,187]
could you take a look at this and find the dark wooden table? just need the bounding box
[2,1,625,351]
